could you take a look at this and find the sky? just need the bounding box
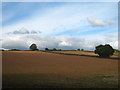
[1,1,118,50]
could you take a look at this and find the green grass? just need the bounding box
[3,73,118,88]
[96,75,113,78]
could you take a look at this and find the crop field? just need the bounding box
[49,50,118,58]
[2,51,118,88]
[51,51,97,56]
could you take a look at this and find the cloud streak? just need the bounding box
[2,2,117,36]
[8,27,42,34]
[87,17,116,27]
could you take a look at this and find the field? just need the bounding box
[2,51,118,88]
[49,50,118,58]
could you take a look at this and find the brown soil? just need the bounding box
[2,51,118,78]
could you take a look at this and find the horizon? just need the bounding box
[1,2,118,51]
[0,43,118,51]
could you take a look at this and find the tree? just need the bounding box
[81,49,84,51]
[10,49,20,51]
[45,48,49,51]
[53,48,56,51]
[77,48,80,51]
[29,44,38,51]
[94,44,114,57]
[59,49,62,51]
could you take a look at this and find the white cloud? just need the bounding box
[31,30,38,34]
[108,41,118,49]
[13,27,29,34]
[59,41,72,47]
[8,27,41,34]
[2,36,28,50]
[87,17,116,27]
[103,33,118,43]
[106,20,116,25]
[2,35,118,50]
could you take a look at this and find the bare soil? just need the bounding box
[2,51,118,78]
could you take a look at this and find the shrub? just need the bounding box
[94,44,114,57]
[10,49,20,51]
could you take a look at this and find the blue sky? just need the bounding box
[1,2,118,50]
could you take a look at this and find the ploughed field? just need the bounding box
[2,51,118,88]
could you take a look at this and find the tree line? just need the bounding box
[2,43,115,58]
[29,43,115,57]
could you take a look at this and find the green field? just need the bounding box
[3,73,118,88]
